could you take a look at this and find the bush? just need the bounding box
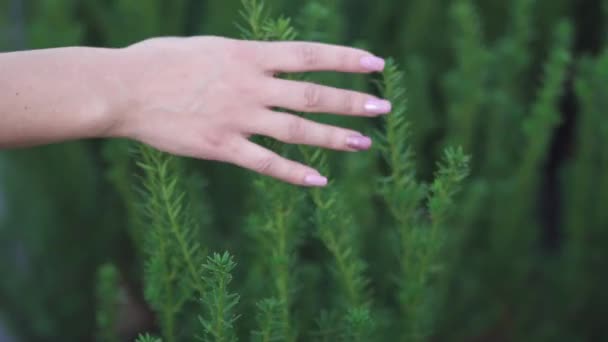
[0,0,607,341]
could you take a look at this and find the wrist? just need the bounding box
[93,47,139,139]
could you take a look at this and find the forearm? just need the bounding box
[0,47,124,148]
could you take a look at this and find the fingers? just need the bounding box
[254,41,386,73]
[227,139,328,187]
[263,79,392,116]
[251,111,373,152]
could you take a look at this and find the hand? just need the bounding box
[110,36,390,187]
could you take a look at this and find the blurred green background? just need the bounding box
[1,0,607,341]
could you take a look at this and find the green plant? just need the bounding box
[136,146,208,342]
[199,252,241,342]
[1,1,607,341]
[96,263,121,342]
[376,60,470,340]
[135,333,163,342]
[238,2,303,341]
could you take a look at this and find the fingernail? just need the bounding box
[364,99,392,114]
[346,135,372,150]
[304,174,328,187]
[360,56,386,71]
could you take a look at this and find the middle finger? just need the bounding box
[262,79,392,117]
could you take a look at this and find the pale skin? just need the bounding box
[0,36,391,187]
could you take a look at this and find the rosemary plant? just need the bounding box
[443,0,488,155]
[199,252,241,342]
[239,1,302,341]
[135,333,163,342]
[95,263,121,342]
[3,1,608,342]
[136,146,207,342]
[377,60,470,340]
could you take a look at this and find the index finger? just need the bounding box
[253,41,386,74]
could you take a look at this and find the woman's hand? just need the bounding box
[110,36,390,187]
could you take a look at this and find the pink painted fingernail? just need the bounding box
[304,174,328,187]
[346,135,373,150]
[364,99,392,114]
[360,56,386,71]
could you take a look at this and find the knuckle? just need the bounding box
[228,40,256,63]
[327,129,344,149]
[219,137,240,158]
[297,43,319,67]
[304,85,322,108]
[287,117,306,142]
[203,132,224,149]
[236,76,263,98]
[342,92,355,113]
[197,135,228,162]
[285,165,302,184]
[253,154,277,175]
[339,49,351,69]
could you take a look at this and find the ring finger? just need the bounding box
[250,111,373,152]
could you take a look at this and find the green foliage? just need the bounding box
[103,140,145,253]
[312,179,370,310]
[136,146,208,342]
[28,0,83,47]
[428,148,471,227]
[238,2,303,340]
[277,4,376,339]
[244,177,303,341]
[95,263,121,342]
[0,143,121,341]
[342,307,375,342]
[136,333,163,342]
[1,1,607,342]
[523,21,572,171]
[377,61,471,340]
[443,0,489,153]
[562,48,608,340]
[237,0,297,41]
[432,15,574,342]
[199,252,241,342]
[479,0,535,176]
[250,298,284,342]
[376,60,427,225]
